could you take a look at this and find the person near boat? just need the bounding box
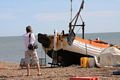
[23,26,41,76]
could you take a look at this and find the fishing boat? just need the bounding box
[38,0,109,66]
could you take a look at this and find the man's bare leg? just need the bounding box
[36,63,41,76]
[26,64,30,76]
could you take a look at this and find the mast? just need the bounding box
[70,0,72,21]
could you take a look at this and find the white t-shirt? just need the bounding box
[23,32,36,51]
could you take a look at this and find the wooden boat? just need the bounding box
[38,0,109,66]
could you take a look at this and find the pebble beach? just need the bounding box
[1,61,120,80]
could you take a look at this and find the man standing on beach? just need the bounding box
[23,26,41,76]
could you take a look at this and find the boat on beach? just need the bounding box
[38,0,110,66]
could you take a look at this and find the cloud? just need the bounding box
[0,13,16,21]
[34,12,68,22]
[86,11,120,17]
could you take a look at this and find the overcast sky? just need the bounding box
[0,0,120,36]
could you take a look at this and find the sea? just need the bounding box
[0,32,120,65]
